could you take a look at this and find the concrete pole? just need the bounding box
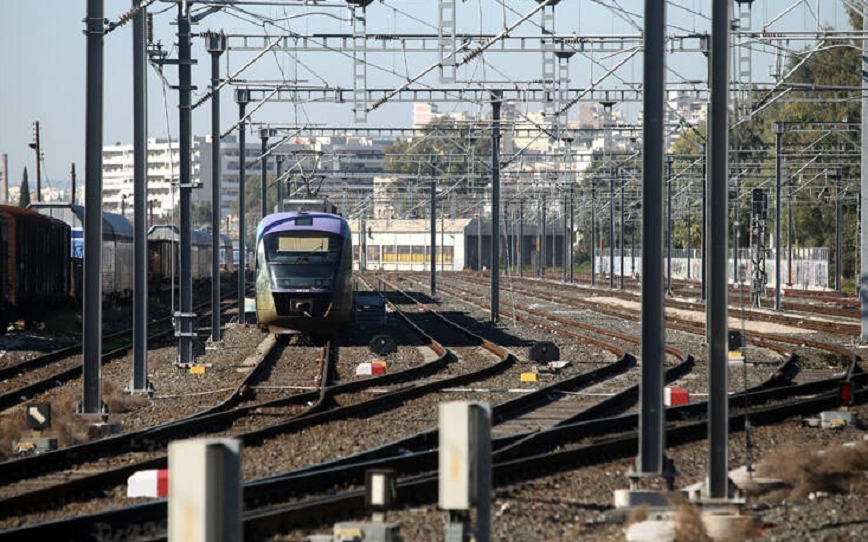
[491,92,502,323]
[861,13,868,341]
[666,155,673,295]
[636,0,666,477]
[207,33,225,345]
[236,90,249,320]
[176,3,194,366]
[130,0,150,392]
[80,0,105,416]
[707,0,731,499]
[610,175,615,289]
[774,122,784,311]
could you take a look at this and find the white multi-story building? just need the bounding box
[102,136,272,222]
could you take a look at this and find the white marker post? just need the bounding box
[168,438,242,542]
[439,401,491,542]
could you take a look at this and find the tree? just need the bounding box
[667,7,863,287]
[18,167,30,207]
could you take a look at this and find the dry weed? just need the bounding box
[758,442,868,499]
[673,501,712,542]
[103,380,150,414]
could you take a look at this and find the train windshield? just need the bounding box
[263,232,341,264]
[268,264,335,289]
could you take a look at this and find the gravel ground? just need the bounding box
[277,403,868,542]
[0,317,269,460]
[0,330,79,368]
[419,274,793,395]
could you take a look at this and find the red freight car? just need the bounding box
[0,205,70,332]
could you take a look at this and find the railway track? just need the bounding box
[450,272,857,368]
[547,271,862,327]
[0,290,244,411]
[2,275,859,540]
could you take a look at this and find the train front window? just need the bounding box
[268,264,335,289]
[264,232,340,264]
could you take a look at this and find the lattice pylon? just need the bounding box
[541,5,557,131]
[556,52,572,132]
[351,4,368,123]
[735,0,754,118]
[439,0,456,83]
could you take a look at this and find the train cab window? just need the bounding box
[264,232,340,264]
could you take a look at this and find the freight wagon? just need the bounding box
[0,205,70,331]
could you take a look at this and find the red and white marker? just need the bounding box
[127,469,169,498]
[664,387,689,407]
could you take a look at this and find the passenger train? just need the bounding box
[254,201,353,333]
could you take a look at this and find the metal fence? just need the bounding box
[595,247,829,290]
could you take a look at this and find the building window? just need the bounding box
[397,246,411,263]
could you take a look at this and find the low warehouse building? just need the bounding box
[348,218,566,272]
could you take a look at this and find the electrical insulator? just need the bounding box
[146,13,154,45]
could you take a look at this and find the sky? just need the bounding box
[0,0,855,193]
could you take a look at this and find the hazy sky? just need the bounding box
[0,1,854,192]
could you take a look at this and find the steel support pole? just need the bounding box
[275,154,284,213]
[361,203,367,273]
[236,91,249,321]
[260,132,269,221]
[620,174,625,290]
[519,200,524,277]
[569,183,574,283]
[591,182,596,287]
[478,209,482,271]
[80,0,105,416]
[788,177,793,286]
[666,155,673,295]
[635,0,666,478]
[563,197,568,282]
[707,0,731,499]
[774,123,784,311]
[836,173,843,291]
[610,176,615,289]
[430,163,436,297]
[686,203,692,279]
[862,13,868,341]
[33,121,42,202]
[130,0,150,392]
[701,143,707,301]
[541,196,547,279]
[176,4,194,366]
[490,92,502,323]
[207,33,225,345]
